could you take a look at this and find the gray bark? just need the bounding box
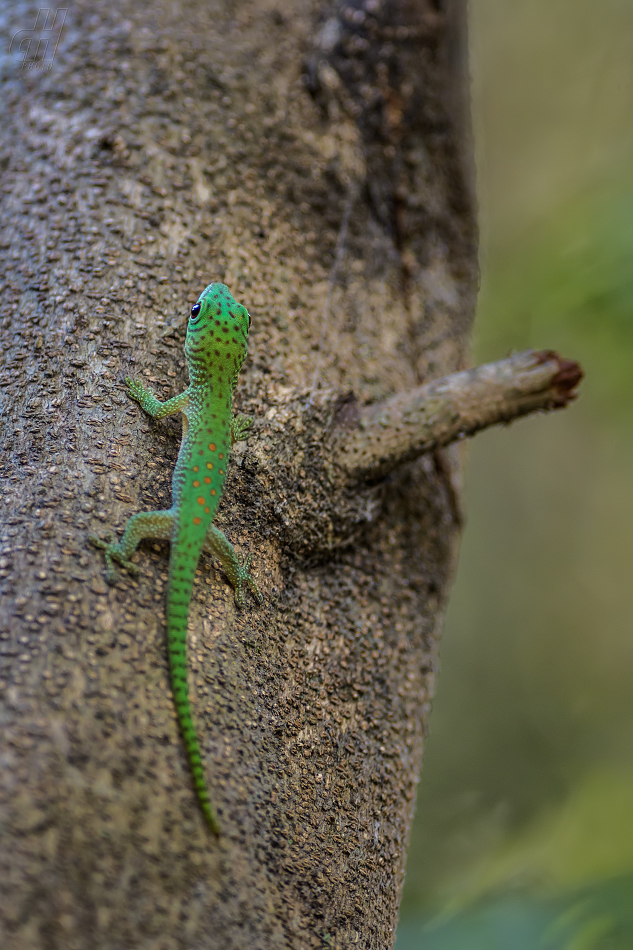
[0,1,477,947]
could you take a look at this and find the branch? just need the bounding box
[336,350,583,480]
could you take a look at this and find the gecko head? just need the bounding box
[185,282,251,380]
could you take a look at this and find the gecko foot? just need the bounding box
[89,533,140,585]
[125,376,149,404]
[234,553,263,608]
[231,413,254,444]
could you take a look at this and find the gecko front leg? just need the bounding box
[126,378,190,419]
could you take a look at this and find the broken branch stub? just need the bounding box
[335,350,583,482]
[236,350,583,562]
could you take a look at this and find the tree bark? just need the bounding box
[0,1,498,947]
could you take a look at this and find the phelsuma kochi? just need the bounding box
[90,283,262,834]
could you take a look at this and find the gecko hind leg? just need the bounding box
[90,510,175,585]
[203,524,263,608]
[230,413,254,444]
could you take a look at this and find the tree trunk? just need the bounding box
[0,1,476,947]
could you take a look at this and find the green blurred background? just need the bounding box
[396,0,633,947]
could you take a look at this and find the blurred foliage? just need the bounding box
[477,183,633,412]
[396,876,633,950]
[396,0,633,945]
[448,770,633,901]
[400,418,633,917]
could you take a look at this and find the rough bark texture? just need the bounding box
[0,1,476,948]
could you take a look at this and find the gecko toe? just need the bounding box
[89,531,114,551]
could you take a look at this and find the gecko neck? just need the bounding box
[186,363,240,393]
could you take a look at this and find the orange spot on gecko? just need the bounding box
[205,507,210,513]
[219,453,224,459]
[210,489,217,496]
[193,466,199,472]
[193,480,200,487]
[209,443,216,451]
[193,516,201,525]
[204,477,211,484]
[197,497,205,505]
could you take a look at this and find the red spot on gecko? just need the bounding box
[210,489,217,496]
[204,477,211,484]
[193,516,201,525]
[205,507,210,513]
[197,497,205,505]
[209,443,216,451]
[218,453,224,460]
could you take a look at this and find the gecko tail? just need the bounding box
[167,550,220,835]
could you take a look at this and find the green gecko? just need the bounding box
[90,282,262,835]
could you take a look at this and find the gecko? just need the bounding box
[90,282,262,834]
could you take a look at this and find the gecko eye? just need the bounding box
[190,303,201,319]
